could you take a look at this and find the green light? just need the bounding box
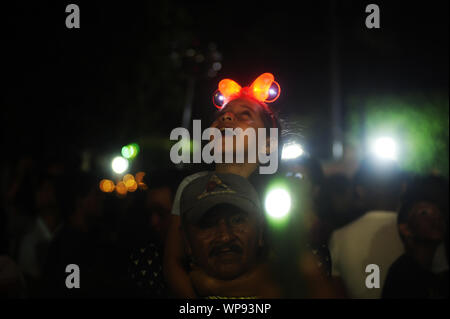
[265,187,292,220]
[121,146,132,159]
[130,143,140,158]
[121,143,140,159]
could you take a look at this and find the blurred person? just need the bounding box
[41,171,107,298]
[328,158,406,298]
[383,175,449,298]
[0,255,27,298]
[164,74,283,298]
[16,165,63,295]
[5,157,38,258]
[321,174,356,229]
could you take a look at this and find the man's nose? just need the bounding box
[216,220,235,242]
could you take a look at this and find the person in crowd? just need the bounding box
[124,170,183,298]
[328,158,406,298]
[383,175,449,298]
[321,173,357,230]
[180,172,281,298]
[41,171,107,298]
[163,74,283,298]
[0,255,27,298]
[16,164,63,296]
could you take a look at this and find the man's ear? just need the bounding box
[180,225,193,256]
[398,223,412,240]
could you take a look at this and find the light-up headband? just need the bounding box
[213,73,281,109]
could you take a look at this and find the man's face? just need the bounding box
[185,204,262,280]
[408,201,446,242]
[210,97,268,158]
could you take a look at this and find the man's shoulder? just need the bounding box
[330,211,398,245]
[337,211,396,231]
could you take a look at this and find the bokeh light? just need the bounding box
[281,143,304,160]
[99,179,115,193]
[112,156,129,174]
[126,180,138,192]
[265,188,292,219]
[121,143,140,159]
[371,136,397,161]
[115,181,127,196]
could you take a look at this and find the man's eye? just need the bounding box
[230,214,247,225]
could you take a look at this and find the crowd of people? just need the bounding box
[1,94,448,299]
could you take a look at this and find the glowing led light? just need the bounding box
[265,188,291,219]
[371,137,397,160]
[281,143,304,160]
[214,73,281,108]
[112,156,129,174]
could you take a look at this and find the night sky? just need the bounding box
[4,0,448,166]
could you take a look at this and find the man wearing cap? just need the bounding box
[179,172,280,298]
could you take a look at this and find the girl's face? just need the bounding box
[210,96,269,158]
[211,96,267,131]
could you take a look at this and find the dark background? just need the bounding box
[3,0,448,169]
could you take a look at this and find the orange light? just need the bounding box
[135,171,146,183]
[99,179,115,193]
[116,181,127,196]
[218,79,242,100]
[127,180,138,192]
[123,174,135,184]
[124,178,135,188]
[138,182,148,190]
[250,73,274,102]
[214,73,281,108]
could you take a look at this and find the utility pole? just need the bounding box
[330,0,343,160]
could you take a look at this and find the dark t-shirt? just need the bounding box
[383,254,448,299]
[128,242,167,298]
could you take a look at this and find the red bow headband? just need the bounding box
[213,73,281,109]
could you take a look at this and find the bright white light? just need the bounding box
[371,137,397,160]
[269,88,276,96]
[265,188,291,219]
[112,156,129,174]
[281,143,304,160]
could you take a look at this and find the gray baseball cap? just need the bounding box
[180,173,262,225]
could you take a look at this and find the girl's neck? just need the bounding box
[215,162,257,178]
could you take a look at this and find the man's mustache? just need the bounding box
[209,242,243,257]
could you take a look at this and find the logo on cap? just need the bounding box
[198,175,236,200]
